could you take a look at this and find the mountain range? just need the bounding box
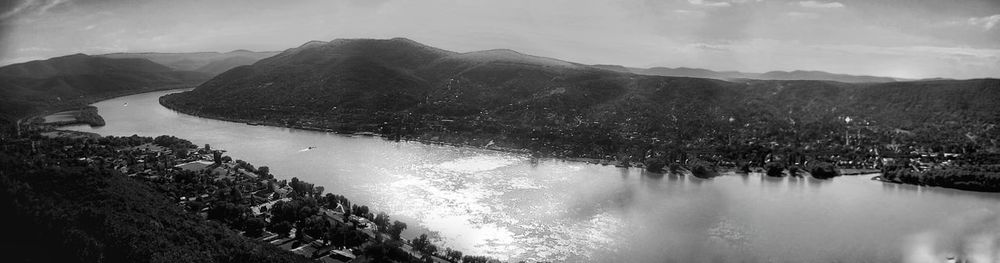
[162,38,999,164]
[4,37,997,160]
[591,65,902,83]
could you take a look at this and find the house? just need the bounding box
[175,160,214,172]
[325,249,356,263]
[237,168,259,179]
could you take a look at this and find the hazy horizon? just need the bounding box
[1,0,999,79]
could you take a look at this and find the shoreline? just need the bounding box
[22,85,197,131]
[158,94,576,160]
[157,91,890,179]
[870,175,1000,193]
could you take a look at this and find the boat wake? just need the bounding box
[298,146,316,152]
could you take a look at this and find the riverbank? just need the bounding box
[16,85,196,135]
[36,106,105,127]
[158,94,569,161]
[874,165,1000,193]
[839,168,881,176]
[158,92,877,180]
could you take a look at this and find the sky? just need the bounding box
[0,0,998,79]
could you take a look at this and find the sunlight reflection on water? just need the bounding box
[379,154,620,261]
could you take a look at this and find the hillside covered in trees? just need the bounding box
[0,54,211,134]
[162,38,1000,176]
[0,137,310,263]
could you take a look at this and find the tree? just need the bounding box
[175,147,189,159]
[388,220,407,240]
[412,234,430,251]
[424,244,437,255]
[354,205,370,218]
[314,186,324,198]
[213,151,222,165]
[258,166,270,179]
[301,215,329,240]
[810,161,839,179]
[765,161,785,177]
[186,200,204,212]
[268,221,292,237]
[326,225,368,248]
[207,201,248,224]
[644,159,665,173]
[364,239,411,262]
[447,249,463,261]
[689,159,718,179]
[374,212,390,231]
[244,217,267,238]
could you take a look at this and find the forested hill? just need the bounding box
[0,54,211,129]
[0,137,312,263]
[163,38,1000,165]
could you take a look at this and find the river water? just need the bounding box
[64,90,1000,262]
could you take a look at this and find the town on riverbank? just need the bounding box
[159,92,1000,192]
[1,128,501,263]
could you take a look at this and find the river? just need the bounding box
[63,89,1000,262]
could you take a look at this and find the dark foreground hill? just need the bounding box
[0,138,311,263]
[163,38,1000,173]
[0,54,211,133]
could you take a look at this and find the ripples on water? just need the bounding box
[376,154,623,261]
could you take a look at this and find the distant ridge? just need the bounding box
[100,50,280,76]
[597,65,899,83]
[0,53,210,121]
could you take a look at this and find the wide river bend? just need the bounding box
[64,90,1000,262]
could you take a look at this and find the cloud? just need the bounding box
[797,1,844,9]
[688,0,731,8]
[968,14,1000,30]
[0,0,68,21]
[0,0,35,20]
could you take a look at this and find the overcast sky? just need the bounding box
[1,0,998,79]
